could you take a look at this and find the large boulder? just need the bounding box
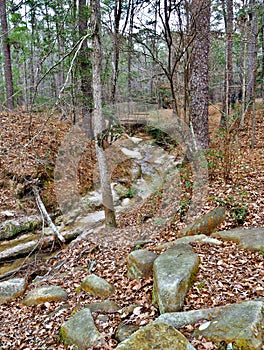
[180,206,226,236]
[155,307,216,329]
[195,300,264,350]
[60,308,103,349]
[0,278,27,304]
[154,234,223,251]
[80,274,115,298]
[212,227,264,252]
[22,285,68,305]
[127,250,157,280]
[153,244,199,313]
[115,322,195,350]
[156,300,264,350]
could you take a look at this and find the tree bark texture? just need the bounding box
[190,0,211,149]
[246,0,258,105]
[0,0,14,110]
[90,0,117,227]
[111,0,122,104]
[79,0,93,138]
[220,0,234,127]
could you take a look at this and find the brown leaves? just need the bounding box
[0,107,263,349]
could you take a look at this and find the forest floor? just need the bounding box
[0,102,263,349]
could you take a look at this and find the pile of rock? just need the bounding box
[0,208,263,349]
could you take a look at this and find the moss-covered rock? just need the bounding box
[153,244,199,313]
[195,300,264,350]
[155,300,264,350]
[115,322,195,350]
[22,285,68,305]
[60,308,102,350]
[115,323,139,342]
[0,278,27,304]
[80,274,115,298]
[0,216,40,241]
[115,183,131,199]
[180,206,226,236]
[127,250,157,280]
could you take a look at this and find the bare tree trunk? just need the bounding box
[239,13,248,127]
[0,0,14,110]
[79,0,93,137]
[111,0,122,104]
[247,0,258,105]
[247,0,258,148]
[90,0,117,227]
[220,0,234,127]
[127,0,134,113]
[189,0,211,150]
[262,9,264,101]
[29,7,36,106]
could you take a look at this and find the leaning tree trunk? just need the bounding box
[90,0,117,227]
[0,0,14,110]
[189,0,211,150]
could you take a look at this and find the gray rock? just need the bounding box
[212,227,264,252]
[154,234,223,251]
[153,244,199,313]
[0,235,40,260]
[0,278,27,304]
[115,322,195,350]
[80,274,115,297]
[155,307,217,328]
[86,300,120,313]
[180,206,226,236]
[155,300,264,350]
[115,323,139,342]
[60,308,102,349]
[22,285,68,305]
[195,300,264,350]
[0,216,40,241]
[127,250,157,280]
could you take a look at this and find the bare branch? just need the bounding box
[33,186,65,243]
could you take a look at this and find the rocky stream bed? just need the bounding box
[0,133,263,349]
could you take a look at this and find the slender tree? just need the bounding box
[90,0,117,227]
[246,0,258,148]
[220,0,234,127]
[261,11,264,100]
[78,0,93,137]
[189,0,211,149]
[127,0,134,111]
[111,0,122,104]
[0,0,14,109]
[247,0,258,104]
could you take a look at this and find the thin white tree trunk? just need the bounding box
[90,0,117,227]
